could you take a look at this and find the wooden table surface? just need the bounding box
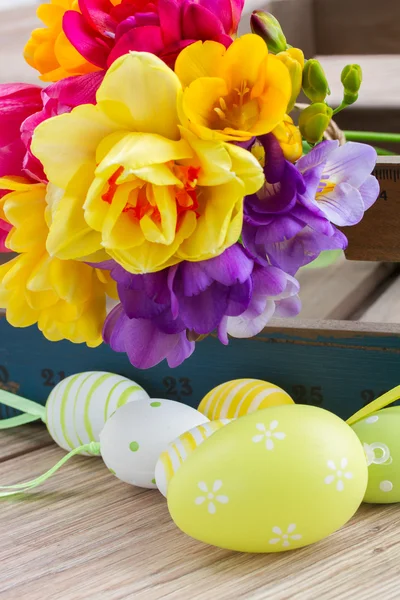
[0,424,399,600]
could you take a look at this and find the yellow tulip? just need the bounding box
[24,0,101,82]
[175,34,292,142]
[31,52,264,275]
[272,115,303,162]
[0,177,116,347]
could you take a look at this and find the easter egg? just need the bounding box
[168,405,368,552]
[45,372,149,455]
[100,399,209,488]
[155,419,231,497]
[351,407,400,503]
[198,379,293,420]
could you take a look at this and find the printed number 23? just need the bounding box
[163,377,193,397]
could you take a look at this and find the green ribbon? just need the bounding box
[347,385,400,426]
[0,441,101,497]
[0,389,46,427]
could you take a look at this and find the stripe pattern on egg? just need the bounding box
[45,371,149,455]
[198,379,293,420]
[155,419,231,497]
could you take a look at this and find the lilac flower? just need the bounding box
[297,140,379,226]
[243,137,378,275]
[103,244,300,369]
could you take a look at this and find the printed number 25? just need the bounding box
[163,377,193,398]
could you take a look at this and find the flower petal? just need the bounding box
[359,174,379,210]
[344,472,353,479]
[195,496,206,505]
[97,52,182,140]
[327,460,336,470]
[324,475,335,484]
[272,526,282,535]
[208,501,216,514]
[317,182,365,226]
[270,420,278,430]
[213,480,223,492]
[266,438,274,450]
[198,481,208,492]
[287,524,296,534]
[175,39,226,87]
[340,457,348,469]
[336,480,344,492]
[252,434,264,443]
[325,142,377,188]
[216,495,229,504]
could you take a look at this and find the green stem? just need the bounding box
[332,102,348,116]
[374,146,397,156]
[344,131,400,144]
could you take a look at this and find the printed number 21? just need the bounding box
[41,369,66,387]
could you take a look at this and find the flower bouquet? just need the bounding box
[0,0,379,369]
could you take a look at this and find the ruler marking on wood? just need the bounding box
[345,157,400,262]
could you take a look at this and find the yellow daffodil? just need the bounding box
[0,177,116,346]
[272,115,303,162]
[31,51,264,275]
[174,34,292,142]
[24,0,101,82]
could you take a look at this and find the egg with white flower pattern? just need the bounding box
[99,399,209,488]
[351,407,400,503]
[155,419,231,497]
[168,404,367,552]
[198,379,293,420]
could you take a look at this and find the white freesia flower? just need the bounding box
[195,480,229,514]
[252,420,286,450]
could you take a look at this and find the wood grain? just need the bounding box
[297,258,395,320]
[0,423,51,461]
[358,274,400,323]
[0,435,399,600]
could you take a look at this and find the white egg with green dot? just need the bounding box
[0,371,149,456]
[100,399,210,488]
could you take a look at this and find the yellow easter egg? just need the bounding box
[168,405,367,552]
[198,379,293,420]
[155,419,231,497]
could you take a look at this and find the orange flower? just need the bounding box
[24,0,101,82]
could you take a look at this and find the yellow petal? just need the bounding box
[32,104,118,190]
[109,211,197,273]
[96,52,182,141]
[177,180,243,260]
[175,40,226,87]
[49,258,94,304]
[6,289,40,328]
[140,185,177,244]
[223,143,264,195]
[46,164,102,259]
[25,289,59,311]
[223,34,268,90]
[254,54,292,134]
[182,77,228,135]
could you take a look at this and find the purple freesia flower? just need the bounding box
[243,137,378,276]
[103,244,300,369]
[297,140,379,226]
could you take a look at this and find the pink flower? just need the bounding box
[22,71,104,181]
[0,214,12,253]
[63,0,244,69]
[0,84,43,179]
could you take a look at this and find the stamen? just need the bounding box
[214,107,226,120]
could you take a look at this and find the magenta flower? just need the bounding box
[102,244,300,368]
[63,0,243,70]
[22,71,104,181]
[0,84,42,179]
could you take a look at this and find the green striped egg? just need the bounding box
[45,372,149,455]
[155,419,231,497]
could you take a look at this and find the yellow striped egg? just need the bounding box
[198,379,294,420]
[45,371,149,455]
[155,419,231,497]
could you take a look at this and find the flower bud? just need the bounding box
[272,115,303,162]
[277,48,305,111]
[250,11,287,54]
[341,64,362,105]
[299,103,333,144]
[302,59,330,103]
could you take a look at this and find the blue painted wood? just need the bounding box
[1,316,400,421]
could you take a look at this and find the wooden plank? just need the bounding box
[0,423,51,461]
[2,315,400,421]
[343,157,400,262]
[0,443,399,600]
[297,258,395,320]
[359,274,400,323]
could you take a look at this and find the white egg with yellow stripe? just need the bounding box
[45,371,149,455]
[155,419,231,497]
[198,379,294,420]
